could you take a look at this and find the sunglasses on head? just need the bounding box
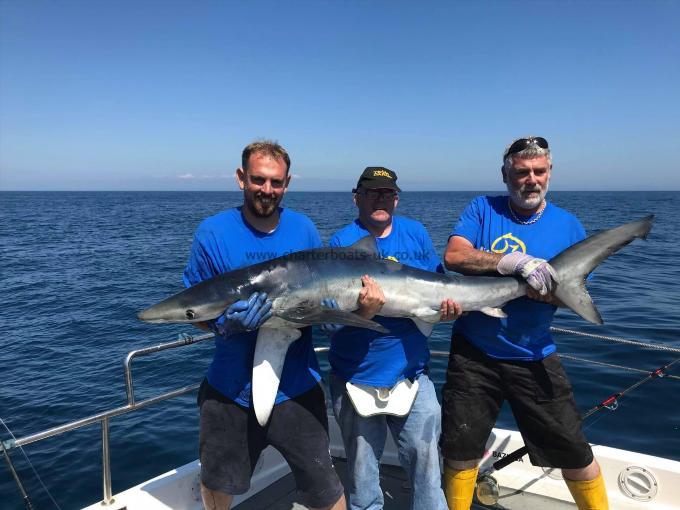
[505,137,549,158]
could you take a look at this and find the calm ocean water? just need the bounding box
[1,191,679,509]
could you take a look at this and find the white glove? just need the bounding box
[497,252,559,295]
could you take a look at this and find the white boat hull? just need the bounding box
[81,415,680,510]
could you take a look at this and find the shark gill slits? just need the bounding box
[185,309,196,320]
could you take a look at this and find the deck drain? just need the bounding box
[618,466,658,501]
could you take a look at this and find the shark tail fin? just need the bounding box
[550,215,653,325]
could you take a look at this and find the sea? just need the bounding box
[1,191,679,509]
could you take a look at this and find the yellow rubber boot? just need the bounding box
[443,465,478,510]
[565,472,609,510]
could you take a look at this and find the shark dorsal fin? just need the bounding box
[348,235,380,258]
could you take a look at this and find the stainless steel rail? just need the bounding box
[124,332,214,405]
[102,417,112,505]
[2,331,215,506]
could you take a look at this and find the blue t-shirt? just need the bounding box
[451,195,586,361]
[328,216,442,386]
[183,207,323,407]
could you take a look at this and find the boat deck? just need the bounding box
[234,457,575,510]
[79,424,679,510]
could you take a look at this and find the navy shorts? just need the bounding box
[198,380,344,507]
[440,334,594,469]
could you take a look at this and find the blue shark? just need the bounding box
[139,216,653,425]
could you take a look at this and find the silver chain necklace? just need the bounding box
[508,197,546,225]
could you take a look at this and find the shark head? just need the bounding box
[138,284,234,324]
[137,298,228,323]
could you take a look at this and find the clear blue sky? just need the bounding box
[1,0,678,191]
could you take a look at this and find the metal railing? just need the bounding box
[2,331,215,506]
[3,327,678,507]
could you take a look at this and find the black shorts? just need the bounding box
[197,380,344,507]
[440,334,594,469]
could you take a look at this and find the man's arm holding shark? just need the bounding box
[444,235,555,303]
[322,275,461,335]
[358,277,462,320]
[355,275,386,319]
[320,275,384,334]
[191,293,272,334]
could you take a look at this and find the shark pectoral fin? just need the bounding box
[252,327,302,427]
[276,307,389,334]
[411,317,435,337]
[480,307,507,318]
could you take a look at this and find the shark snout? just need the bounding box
[137,301,199,323]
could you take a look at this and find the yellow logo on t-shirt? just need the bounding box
[384,255,399,262]
[491,233,526,254]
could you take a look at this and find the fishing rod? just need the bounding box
[475,356,680,505]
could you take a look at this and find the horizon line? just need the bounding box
[1,189,678,193]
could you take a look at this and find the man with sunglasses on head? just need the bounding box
[323,167,461,510]
[439,137,608,510]
[183,140,346,510]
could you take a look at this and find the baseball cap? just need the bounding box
[352,166,401,193]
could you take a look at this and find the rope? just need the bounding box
[0,417,62,510]
[551,326,680,354]
[559,354,680,381]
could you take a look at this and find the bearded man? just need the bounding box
[440,137,609,510]
[183,140,346,510]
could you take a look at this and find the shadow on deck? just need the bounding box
[234,458,575,510]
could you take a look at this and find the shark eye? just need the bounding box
[185,309,196,320]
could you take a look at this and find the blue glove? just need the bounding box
[320,298,344,336]
[214,292,273,335]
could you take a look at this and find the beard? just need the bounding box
[244,191,282,218]
[507,181,549,210]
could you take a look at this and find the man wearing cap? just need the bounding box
[440,137,608,510]
[323,166,461,510]
[183,140,346,510]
